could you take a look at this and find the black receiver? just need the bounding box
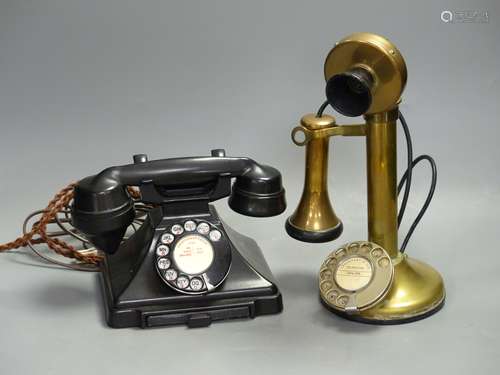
[71,149,286,254]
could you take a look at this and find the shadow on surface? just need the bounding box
[312,305,381,333]
[32,280,95,309]
[275,270,380,334]
[28,273,109,328]
[274,270,318,298]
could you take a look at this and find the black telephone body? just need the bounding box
[71,149,286,328]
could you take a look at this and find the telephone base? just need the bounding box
[98,206,283,328]
[100,280,283,328]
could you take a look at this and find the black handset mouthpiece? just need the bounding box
[72,175,135,254]
[325,67,374,117]
[229,164,286,217]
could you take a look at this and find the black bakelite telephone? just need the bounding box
[71,149,286,328]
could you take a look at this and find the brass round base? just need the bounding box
[321,296,444,325]
[321,255,446,324]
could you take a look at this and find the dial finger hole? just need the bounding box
[326,289,339,302]
[176,276,189,289]
[184,220,196,231]
[161,233,175,245]
[320,269,333,280]
[156,245,169,257]
[171,224,184,235]
[157,258,171,270]
[165,269,177,281]
[336,295,349,307]
[197,222,210,235]
[190,277,204,291]
[378,257,391,268]
[335,248,347,258]
[320,280,333,292]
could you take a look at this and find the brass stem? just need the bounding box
[365,108,399,258]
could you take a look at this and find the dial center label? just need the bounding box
[173,234,214,275]
[335,256,373,291]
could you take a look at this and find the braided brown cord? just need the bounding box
[0,183,141,267]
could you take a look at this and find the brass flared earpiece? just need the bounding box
[285,114,343,243]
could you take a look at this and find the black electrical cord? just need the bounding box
[397,154,437,252]
[396,112,437,252]
[316,100,329,117]
[315,101,437,253]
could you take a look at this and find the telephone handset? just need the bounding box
[71,149,286,328]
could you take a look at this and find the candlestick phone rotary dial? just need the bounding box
[71,149,286,328]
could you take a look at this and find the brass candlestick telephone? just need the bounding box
[286,32,445,324]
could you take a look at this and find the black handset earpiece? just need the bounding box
[229,164,286,217]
